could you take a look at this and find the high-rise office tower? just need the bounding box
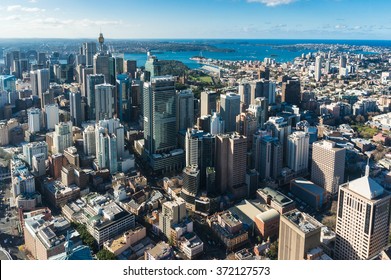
[248,97,268,129]
[93,53,112,85]
[335,165,391,260]
[287,131,310,173]
[82,42,97,66]
[116,74,131,122]
[311,140,345,194]
[339,55,347,69]
[53,121,73,154]
[44,103,59,130]
[325,60,331,74]
[265,116,291,165]
[143,76,176,154]
[87,74,105,120]
[216,133,247,194]
[70,91,82,127]
[210,112,224,135]
[181,165,200,207]
[83,125,96,156]
[315,56,322,82]
[176,90,194,132]
[278,210,322,260]
[30,71,38,96]
[94,83,115,122]
[185,129,216,189]
[37,68,49,100]
[124,60,137,78]
[32,153,46,177]
[281,79,301,106]
[144,52,161,81]
[220,93,240,133]
[27,108,41,133]
[200,91,217,116]
[253,134,282,180]
[82,67,94,97]
[238,82,251,110]
[159,198,187,238]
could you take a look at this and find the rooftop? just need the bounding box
[346,175,385,200]
[284,210,321,234]
[291,178,326,196]
[258,187,294,207]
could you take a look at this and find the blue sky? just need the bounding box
[0,0,390,39]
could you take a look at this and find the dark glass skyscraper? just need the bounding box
[143,76,176,154]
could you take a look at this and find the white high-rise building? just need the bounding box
[37,68,49,98]
[287,131,309,173]
[53,121,73,154]
[98,118,124,160]
[315,56,322,82]
[83,125,96,156]
[23,141,48,166]
[44,103,59,130]
[27,108,41,133]
[335,164,391,260]
[210,112,224,135]
[0,122,9,146]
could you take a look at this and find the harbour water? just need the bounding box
[124,39,391,69]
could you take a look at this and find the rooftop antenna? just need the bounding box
[365,157,370,177]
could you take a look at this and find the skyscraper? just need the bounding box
[116,74,131,122]
[181,165,200,208]
[278,210,322,260]
[143,76,177,154]
[53,121,73,154]
[37,68,49,100]
[44,104,59,131]
[87,74,105,120]
[253,134,282,180]
[281,79,301,106]
[238,82,251,110]
[210,112,224,135]
[287,131,310,173]
[335,165,391,260]
[159,199,187,238]
[23,141,48,167]
[144,52,161,81]
[82,42,97,67]
[176,90,194,132]
[216,133,247,194]
[93,34,114,85]
[95,126,118,174]
[311,140,345,195]
[220,93,240,133]
[315,56,322,82]
[200,91,217,116]
[83,125,96,156]
[248,97,268,129]
[27,108,41,133]
[94,84,115,122]
[70,91,82,127]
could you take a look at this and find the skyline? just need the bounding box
[0,0,390,40]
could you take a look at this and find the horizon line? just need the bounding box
[0,37,390,41]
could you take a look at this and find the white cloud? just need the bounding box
[247,0,296,7]
[28,0,37,3]
[7,5,45,12]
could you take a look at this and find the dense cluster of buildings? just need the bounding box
[1,34,391,260]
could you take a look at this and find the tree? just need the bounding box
[266,241,278,260]
[96,249,117,260]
